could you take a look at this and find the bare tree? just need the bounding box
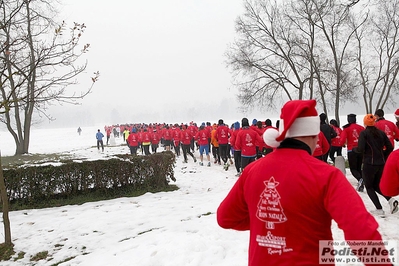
[0,0,99,155]
[0,0,26,250]
[227,0,398,125]
[0,0,98,250]
[0,153,11,247]
[309,0,363,125]
[226,0,315,114]
[353,0,399,114]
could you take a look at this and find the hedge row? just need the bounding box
[3,151,176,204]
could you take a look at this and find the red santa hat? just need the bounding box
[394,109,399,118]
[263,100,320,148]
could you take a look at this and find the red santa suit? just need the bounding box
[235,127,263,157]
[375,118,399,147]
[380,149,399,196]
[217,100,384,266]
[195,128,210,146]
[151,131,160,145]
[216,124,230,145]
[312,131,330,158]
[217,141,382,265]
[126,132,139,147]
[181,129,193,146]
[339,123,364,151]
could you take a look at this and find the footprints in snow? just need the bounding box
[180,166,197,174]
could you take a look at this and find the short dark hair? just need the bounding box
[375,109,384,117]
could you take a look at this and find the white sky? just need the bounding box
[45,0,273,127]
[1,126,398,265]
[23,0,396,129]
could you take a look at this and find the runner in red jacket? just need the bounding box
[339,114,365,191]
[381,149,399,199]
[126,128,139,155]
[188,122,198,152]
[235,118,264,170]
[150,129,160,153]
[181,125,196,163]
[195,123,211,166]
[162,125,173,151]
[172,124,181,157]
[229,121,242,175]
[216,119,230,169]
[218,100,385,266]
[313,131,330,160]
[329,119,343,163]
[141,128,152,155]
[374,109,399,147]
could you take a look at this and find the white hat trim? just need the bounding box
[280,116,320,139]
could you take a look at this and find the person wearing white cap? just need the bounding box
[394,108,399,129]
[217,100,385,266]
[393,109,399,128]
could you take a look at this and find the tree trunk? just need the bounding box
[0,153,12,246]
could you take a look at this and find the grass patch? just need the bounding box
[50,256,76,266]
[30,250,49,261]
[0,243,15,261]
[198,211,213,218]
[14,251,25,261]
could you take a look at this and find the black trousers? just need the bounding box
[241,156,256,170]
[329,146,342,163]
[182,144,195,161]
[234,150,241,173]
[362,163,391,209]
[129,145,138,155]
[212,146,220,163]
[97,140,104,151]
[347,150,363,181]
[151,143,158,153]
[143,145,151,156]
[219,144,229,164]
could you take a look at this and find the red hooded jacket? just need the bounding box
[235,127,263,157]
[217,144,383,266]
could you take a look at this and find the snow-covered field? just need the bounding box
[0,125,398,266]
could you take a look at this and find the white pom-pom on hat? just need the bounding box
[263,127,281,148]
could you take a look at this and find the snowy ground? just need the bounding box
[0,126,398,266]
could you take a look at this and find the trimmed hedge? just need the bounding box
[3,151,176,205]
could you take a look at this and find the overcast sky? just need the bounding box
[43,0,276,127]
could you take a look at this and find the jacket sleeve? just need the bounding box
[330,126,337,139]
[380,150,399,196]
[339,129,347,147]
[256,131,264,148]
[235,132,242,151]
[230,132,236,148]
[217,173,250,230]
[354,131,365,153]
[320,133,330,155]
[323,170,384,263]
[383,132,394,156]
